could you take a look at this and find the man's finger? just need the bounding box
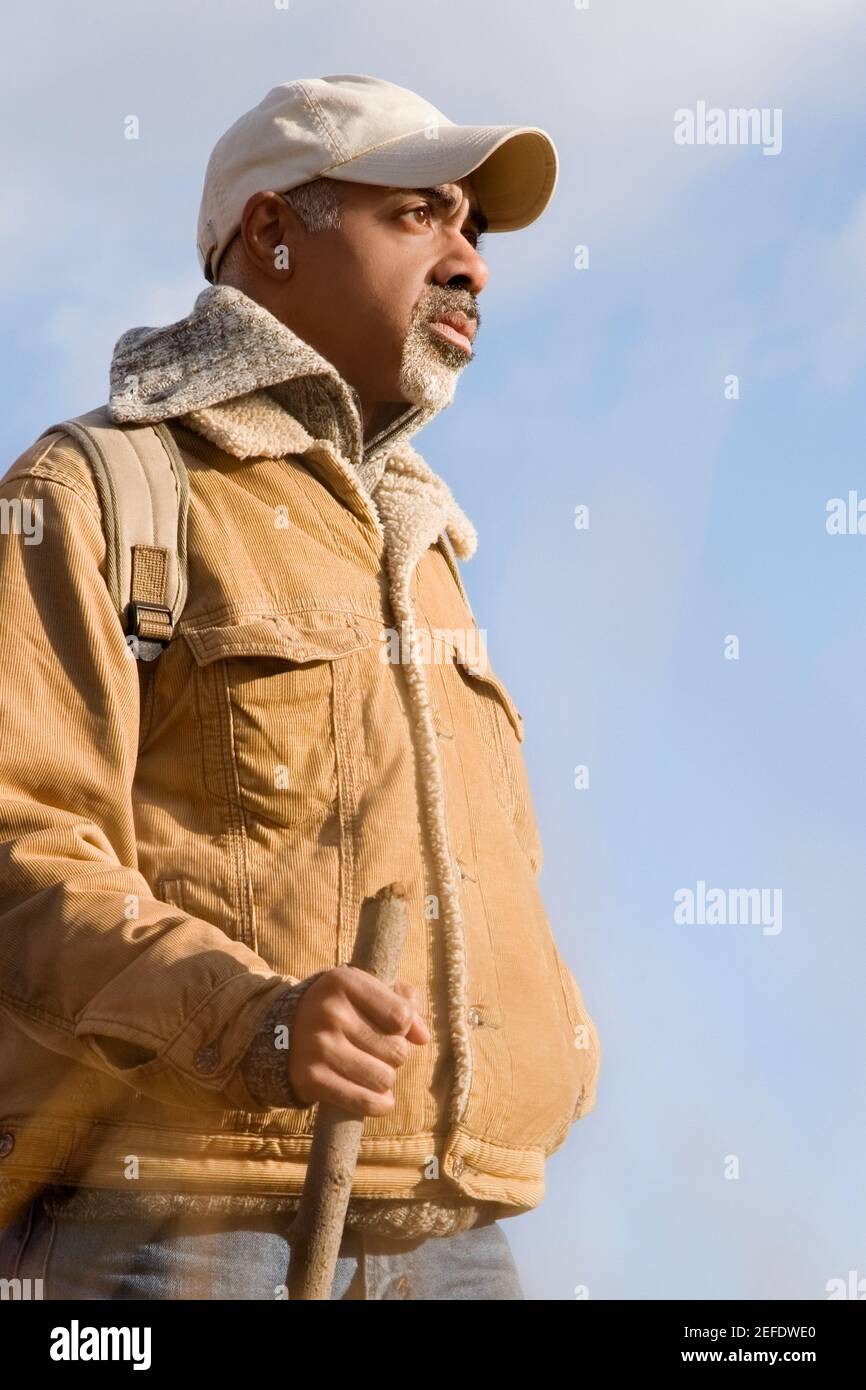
[337,964,418,1034]
[340,1015,414,1067]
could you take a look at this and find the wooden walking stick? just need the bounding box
[287,882,409,1300]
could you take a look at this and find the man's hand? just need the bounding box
[287,964,431,1116]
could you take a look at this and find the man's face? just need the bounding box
[239,176,489,421]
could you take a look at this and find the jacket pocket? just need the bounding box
[179,612,372,831]
[450,649,542,872]
[453,649,525,742]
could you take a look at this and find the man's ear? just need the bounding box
[238,190,300,282]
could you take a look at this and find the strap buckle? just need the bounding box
[125,601,173,647]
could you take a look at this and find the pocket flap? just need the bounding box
[450,642,525,742]
[180,614,371,667]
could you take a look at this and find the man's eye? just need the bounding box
[408,204,433,226]
[403,205,484,251]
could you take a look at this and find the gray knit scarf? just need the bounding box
[106,283,478,554]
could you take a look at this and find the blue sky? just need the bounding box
[3,0,865,1299]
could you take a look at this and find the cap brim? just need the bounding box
[322,124,558,232]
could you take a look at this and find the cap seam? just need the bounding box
[298,80,350,163]
[318,122,465,174]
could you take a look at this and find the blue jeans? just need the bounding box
[0,1196,525,1300]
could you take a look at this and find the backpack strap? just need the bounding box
[37,406,189,658]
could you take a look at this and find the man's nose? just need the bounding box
[433,241,489,299]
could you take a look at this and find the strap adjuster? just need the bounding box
[126,601,173,644]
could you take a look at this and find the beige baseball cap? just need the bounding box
[197,73,559,282]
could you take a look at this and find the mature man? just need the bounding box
[0,75,601,1300]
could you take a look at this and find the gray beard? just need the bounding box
[397,317,469,412]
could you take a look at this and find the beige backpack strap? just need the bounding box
[37,406,189,658]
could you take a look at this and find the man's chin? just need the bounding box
[398,329,467,412]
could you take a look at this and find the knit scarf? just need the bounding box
[108,283,477,553]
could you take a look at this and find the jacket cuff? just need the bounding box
[224,970,329,1111]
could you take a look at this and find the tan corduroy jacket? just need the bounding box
[0,307,601,1232]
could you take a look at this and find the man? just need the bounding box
[0,74,601,1300]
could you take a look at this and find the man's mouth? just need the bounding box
[424,310,477,355]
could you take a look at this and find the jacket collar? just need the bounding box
[106,284,477,562]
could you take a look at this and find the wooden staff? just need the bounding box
[288,882,408,1300]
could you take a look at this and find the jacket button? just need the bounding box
[193,1042,220,1075]
[467,1007,481,1028]
[0,1132,14,1158]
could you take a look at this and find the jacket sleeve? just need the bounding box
[0,434,309,1112]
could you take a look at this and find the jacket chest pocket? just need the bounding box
[179,614,372,830]
[448,648,543,873]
